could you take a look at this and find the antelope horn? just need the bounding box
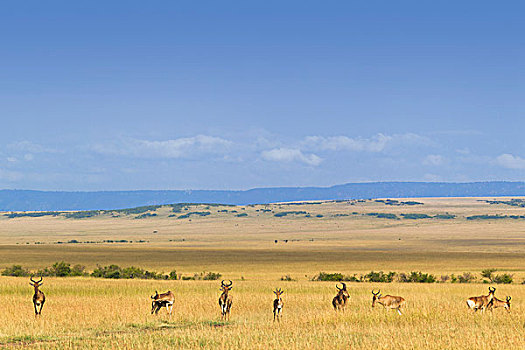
[37,276,43,283]
[30,277,36,283]
[221,280,226,286]
[506,296,511,301]
[489,287,496,292]
[372,289,380,295]
[226,280,233,287]
[341,282,347,290]
[336,283,342,290]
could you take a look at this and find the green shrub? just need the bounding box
[1,265,30,277]
[313,272,345,281]
[203,272,222,280]
[168,270,179,280]
[280,275,295,281]
[91,265,122,279]
[398,271,436,283]
[433,214,456,219]
[71,264,87,277]
[481,268,497,281]
[457,272,475,283]
[492,273,513,284]
[401,213,432,219]
[363,271,396,283]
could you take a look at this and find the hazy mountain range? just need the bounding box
[1,182,525,211]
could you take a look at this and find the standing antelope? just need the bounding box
[150,290,175,317]
[29,277,45,317]
[273,288,284,322]
[466,287,496,312]
[371,290,406,315]
[490,296,511,313]
[219,280,233,320]
[332,282,349,312]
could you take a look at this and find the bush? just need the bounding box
[1,265,30,277]
[401,213,432,219]
[434,214,456,219]
[168,270,179,280]
[280,275,295,281]
[203,272,222,280]
[398,271,436,283]
[492,273,513,284]
[457,272,476,283]
[71,264,87,277]
[51,261,72,277]
[91,265,122,279]
[481,268,497,281]
[313,272,345,281]
[362,271,396,283]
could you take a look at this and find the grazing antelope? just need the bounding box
[273,288,284,322]
[150,290,175,317]
[332,282,349,312]
[29,277,45,317]
[490,296,511,313]
[466,287,496,313]
[219,280,233,320]
[371,290,406,315]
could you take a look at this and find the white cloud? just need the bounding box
[301,133,431,153]
[423,154,445,166]
[261,148,322,166]
[302,134,391,152]
[496,153,525,169]
[7,141,57,153]
[6,157,17,162]
[93,135,233,159]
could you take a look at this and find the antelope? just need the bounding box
[490,296,511,313]
[272,288,284,322]
[466,287,496,312]
[219,280,233,320]
[371,290,406,315]
[150,290,175,317]
[332,282,349,312]
[29,277,45,317]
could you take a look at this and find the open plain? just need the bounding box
[0,197,524,349]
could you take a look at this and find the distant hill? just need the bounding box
[1,181,525,211]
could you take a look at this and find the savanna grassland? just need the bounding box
[0,197,524,349]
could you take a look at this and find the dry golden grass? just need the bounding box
[0,278,523,349]
[0,197,524,348]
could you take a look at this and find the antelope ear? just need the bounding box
[29,283,34,286]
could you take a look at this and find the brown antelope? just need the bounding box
[332,282,349,311]
[371,290,406,315]
[272,288,284,322]
[219,280,233,320]
[490,296,511,313]
[150,290,175,317]
[29,277,45,316]
[466,287,496,312]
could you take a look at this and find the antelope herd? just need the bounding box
[26,278,513,320]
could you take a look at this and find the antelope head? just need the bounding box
[220,280,233,293]
[504,296,511,312]
[372,289,382,307]
[151,291,159,300]
[336,282,349,298]
[273,288,284,299]
[29,276,43,290]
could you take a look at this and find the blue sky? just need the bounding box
[1,1,524,190]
